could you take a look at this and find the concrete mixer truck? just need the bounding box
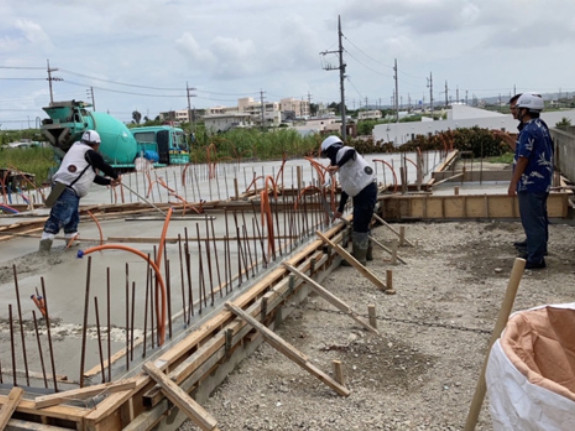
[41,100,190,171]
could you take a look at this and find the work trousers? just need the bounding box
[352,182,377,233]
[43,187,81,235]
[518,191,548,264]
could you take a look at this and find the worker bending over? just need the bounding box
[320,135,377,265]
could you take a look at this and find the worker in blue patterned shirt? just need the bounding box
[508,93,553,270]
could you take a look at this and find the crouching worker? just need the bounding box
[40,130,121,252]
[320,135,377,265]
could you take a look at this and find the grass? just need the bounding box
[487,152,514,164]
[0,146,58,186]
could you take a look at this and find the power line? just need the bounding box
[0,66,44,70]
[59,68,183,91]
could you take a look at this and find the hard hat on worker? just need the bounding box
[516,92,544,113]
[81,130,101,145]
[320,135,343,157]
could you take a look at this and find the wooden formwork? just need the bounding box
[379,191,571,221]
[0,222,349,431]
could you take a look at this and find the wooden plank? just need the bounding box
[34,380,136,409]
[315,230,394,294]
[0,387,24,431]
[142,362,219,431]
[5,419,72,431]
[225,302,350,397]
[282,263,379,335]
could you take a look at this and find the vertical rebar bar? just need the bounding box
[107,267,112,382]
[79,256,92,388]
[143,264,150,357]
[12,265,30,386]
[94,296,105,383]
[9,304,17,386]
[178,234,186,320]
[125,262,130,371]
[32,310,48,388]
[130,281,136,361]
[195,223,207,311]
[210,218,223,298]
[203,217,215,305]
[166,260,172,339]
[40,277,58,392]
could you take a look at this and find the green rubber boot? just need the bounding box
[342,231,369,266]
[366,238,373,261]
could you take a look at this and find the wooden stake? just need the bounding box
[391,240,398,265]
[333,360,345,386]
[369,236,407,265]
[225,302,350,397]
[372,213,414,247]
[283,263,379,335]
[143,362,219,431]
[464,258,526,431]
[368,305,377,329]
[316,231,395,294]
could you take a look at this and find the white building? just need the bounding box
[204,113,253,134]
[357,110,382,120]
[373,104,575,147]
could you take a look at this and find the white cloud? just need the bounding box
[2,0,575,127]
[15,19,53,50]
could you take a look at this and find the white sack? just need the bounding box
[486,303,575,431]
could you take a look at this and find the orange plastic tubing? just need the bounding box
[373,159,399,193]
[80,244,167,346]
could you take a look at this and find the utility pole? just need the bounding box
[259,89,266,130]
[456,87,460,104]
[46,59,62,105]
[186,82,196,147]
[394,58,399,123]
[444,81,449,107]
[86,87,96,111]
[186,82,196,126]
[426,72,434,119]
[320,15,347,139]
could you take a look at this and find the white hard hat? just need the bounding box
[516,92,544,112]
[320,135,343,156]
[81,130,101,145]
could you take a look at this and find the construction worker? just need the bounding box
[507,93,553,269]
[39,130,121,252]
[320,135,377,265]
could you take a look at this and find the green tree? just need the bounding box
[556,117,572,130]
[132,110,142,124]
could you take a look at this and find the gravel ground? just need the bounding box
[179,218,575,431]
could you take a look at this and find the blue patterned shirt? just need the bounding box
[513,118,553,193]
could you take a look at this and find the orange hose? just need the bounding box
[373,159,399,193]
[79,244,167,346]
[155,207,173,270]
[87,210,105,246]
[260,176,278,258]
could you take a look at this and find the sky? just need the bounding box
[1,0,575,129]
